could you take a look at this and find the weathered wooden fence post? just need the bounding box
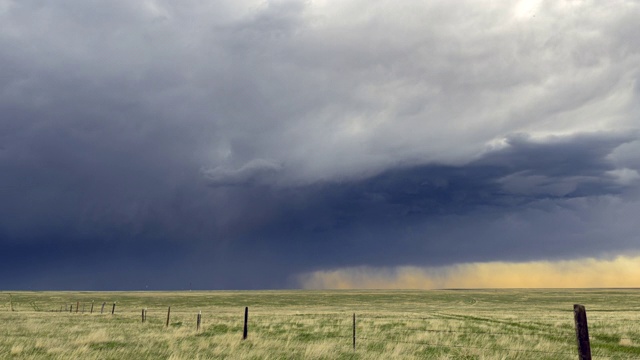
[76,301,79,313]
[197,311,202,331]
[574,304,592,360]
[141,308,146,323]
[70,304,73,313]
[166,306,171,327]
[101,302,106,314]
[111,302,116,315]
[353,313,356,350]
[90,301,94,314]
[9,294,14,311]
[243,307,248,340]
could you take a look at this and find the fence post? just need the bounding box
[197,311,202,331]
[166,306,171,327]
[101,302,106,314]
[574,304,592,360]
[90,301,94,314]
[353,313,356,350]
[142,308,146,323]
[70,304,73,313]
[243,307,248,340]
[111,302,116,315]
[76,301,79,313]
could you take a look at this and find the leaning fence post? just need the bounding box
[101,302,106,314]
[243,307,248,340]
[197,311,202,331]
[574,304,592,360]
[353,313,356,350]
[111,302,116,315]
[166,306,171,327]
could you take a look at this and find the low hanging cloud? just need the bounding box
[298,255,640,289]
[202,158,283,186]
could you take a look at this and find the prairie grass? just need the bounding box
[1,289,640,359]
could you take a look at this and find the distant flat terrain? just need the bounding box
[1,289,639,359]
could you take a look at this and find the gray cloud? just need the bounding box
[4,0,638,182]
[203,159,282,186]
[0,0,639,289]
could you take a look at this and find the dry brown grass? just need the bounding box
[1,289,640,359]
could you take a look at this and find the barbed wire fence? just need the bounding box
[35,301,640,359]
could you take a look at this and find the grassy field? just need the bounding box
[1,289,640,359]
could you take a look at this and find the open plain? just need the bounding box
[1,289,640,359]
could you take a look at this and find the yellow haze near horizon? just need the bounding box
[298,256,640,289]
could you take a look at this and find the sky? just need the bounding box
[1,0,639,290]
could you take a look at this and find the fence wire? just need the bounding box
[45,302,640,359]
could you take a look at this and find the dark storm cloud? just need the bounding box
[126,132,637,289]
[1,1,639,289]
[217,133,639,267]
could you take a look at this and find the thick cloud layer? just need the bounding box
[1,0,639,289]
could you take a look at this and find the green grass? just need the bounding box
[1,289,640,359]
